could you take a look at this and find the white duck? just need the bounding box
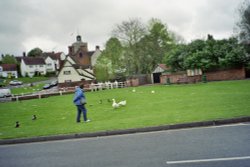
[112,99,120,109]
[118,100,126,106]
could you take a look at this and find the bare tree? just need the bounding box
[112,18,146,46]
[237,0,250,42]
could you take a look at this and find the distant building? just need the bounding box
[67,35,101,67]
[0,64,18,78]
[20,57,46,77]
[151,64,170,83]
[43,52,65,73]
[58,35,101,87]
[57,56,95,87]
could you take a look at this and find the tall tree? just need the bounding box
[147,19,174,66]
[112,18,146,46]
[136,19,174,73]
[100,37,126,79]
[94,57,111,82]
[112,18,146,74]
[104,37,124,69]
[27,47,43,57]
[236,0,250,53]
[164,44,187,72]
[1,54,17,64]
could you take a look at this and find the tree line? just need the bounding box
[95,1,250,81]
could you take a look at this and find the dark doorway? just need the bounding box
[246,68,250,78]
[153,72,161,83]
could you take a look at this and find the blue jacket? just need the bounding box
[73,87,86,105]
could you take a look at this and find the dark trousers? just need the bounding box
[76,105,87,122]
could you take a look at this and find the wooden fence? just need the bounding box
[89,81,126,91]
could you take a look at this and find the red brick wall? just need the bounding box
[160,68,245,84]
[161,73,186,84]
[205,68,245,81]
[126,78,139,87]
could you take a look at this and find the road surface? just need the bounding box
[0,123,250,167]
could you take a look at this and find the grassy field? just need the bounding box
[0,80,250,139]
[11,83,45,95]
[0,76,49,87]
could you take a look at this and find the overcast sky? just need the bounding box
[0,0,246,56]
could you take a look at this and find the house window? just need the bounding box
[29,65,33,68]
[187,69,202,76]
[63,71,71,75]
[79,52,83,57]
[47,63,52,66]
[40,65,44,67]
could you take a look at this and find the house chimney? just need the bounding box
[68,46,73,55]
[23,52,26,57]
[95,45,100,50]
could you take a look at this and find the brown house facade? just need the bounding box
[68,35,94,67]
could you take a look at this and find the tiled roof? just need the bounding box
[22,57,46,65]
[0,64,17,71]
[72,64,91,69]
[43,52,61,60]
[158,64,169,70]
[88,51,95,56]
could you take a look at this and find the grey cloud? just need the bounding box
[0,0,244,55]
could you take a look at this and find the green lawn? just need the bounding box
[11,84,45,95]
[0,80,250,139]
[6,76,50,95]
[1,76,49,85]
[14,76,49,84]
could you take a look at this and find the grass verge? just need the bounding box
[0,80,250,139]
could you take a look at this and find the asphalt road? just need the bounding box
[0,123,250,167]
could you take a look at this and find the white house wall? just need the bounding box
[20,60,27,77]
[21,60,46,77]
[60,53,66,61]
[45,56,56,72]
[91,50,101,66]
[58,61,81,83]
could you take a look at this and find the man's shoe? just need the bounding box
[85,119,91,123]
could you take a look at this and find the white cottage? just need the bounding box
[57,35,100,87]
[20,57,46,77]
[57,56,95,86]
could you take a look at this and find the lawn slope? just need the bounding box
[0,80,249,139]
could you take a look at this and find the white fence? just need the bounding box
[90,81,126,92]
